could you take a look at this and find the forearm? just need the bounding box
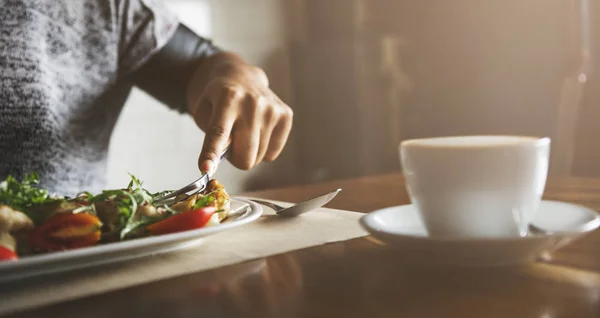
[130,23,222,113]
[130,18,292,174]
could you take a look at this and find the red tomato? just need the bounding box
[0,245,17,261]
[146,206,216,235]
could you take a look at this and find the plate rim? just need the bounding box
[359,199,600,244]
[0,197,262,272]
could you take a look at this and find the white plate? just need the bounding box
[360,200,600,267]
[0,198,262,282]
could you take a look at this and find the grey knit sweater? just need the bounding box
[0,0,202,196]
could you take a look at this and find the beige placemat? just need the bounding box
[0,199,368,315]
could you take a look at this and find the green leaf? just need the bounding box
[192,194,215,210]
[127,173,143,190]
[1,172,186,241]
[0,172,62,215]
[115,191,138,237]
[161,204,178,215]
[119,214,166,239]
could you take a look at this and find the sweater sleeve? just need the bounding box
[115,0,222,113]
[116,0,180,76]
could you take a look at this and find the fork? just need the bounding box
[153,147,230,206]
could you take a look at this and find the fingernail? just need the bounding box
[200,160,215,175]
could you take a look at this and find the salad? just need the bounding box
[0,173,231,261]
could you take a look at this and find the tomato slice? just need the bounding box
[0,245,17,261]
[146,206,216,235]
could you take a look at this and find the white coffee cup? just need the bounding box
[399,135,550,238]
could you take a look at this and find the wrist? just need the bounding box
[207,53,248,77]
[208,54,268,87]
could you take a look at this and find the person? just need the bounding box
[0,0,293,196]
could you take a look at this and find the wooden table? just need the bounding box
[6,173,600,318]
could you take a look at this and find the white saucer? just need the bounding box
[359,200,600,267]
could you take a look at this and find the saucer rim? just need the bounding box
[360,199,600,243]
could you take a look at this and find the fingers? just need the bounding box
[194,77,293,173]
[252,96,277,165]
[228,95,292,170]
[256,119,275,165]
[230,95,271,170]
[197,90,237,174]
[231,121,260,170]
[198,116,234,174]
[264,106,293,162]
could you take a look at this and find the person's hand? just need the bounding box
[187,53,293,174]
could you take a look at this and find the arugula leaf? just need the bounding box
[161,204,178,215]
[90,173,155,238]
[192,194,215,210]
[0,172,62,213]
[75,191,95,201]
[126,173,154,204]
[115,173,162,239]
[91,189,138,235]
[119,214,166,239]
[127,173,143,189]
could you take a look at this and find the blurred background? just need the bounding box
[106,0,597,195]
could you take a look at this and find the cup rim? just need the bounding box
[400,135,550,149]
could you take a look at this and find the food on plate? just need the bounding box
[0,172,231,260]
[0,205,34,261]
[146,206,217,235]
[27,213,103,252]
